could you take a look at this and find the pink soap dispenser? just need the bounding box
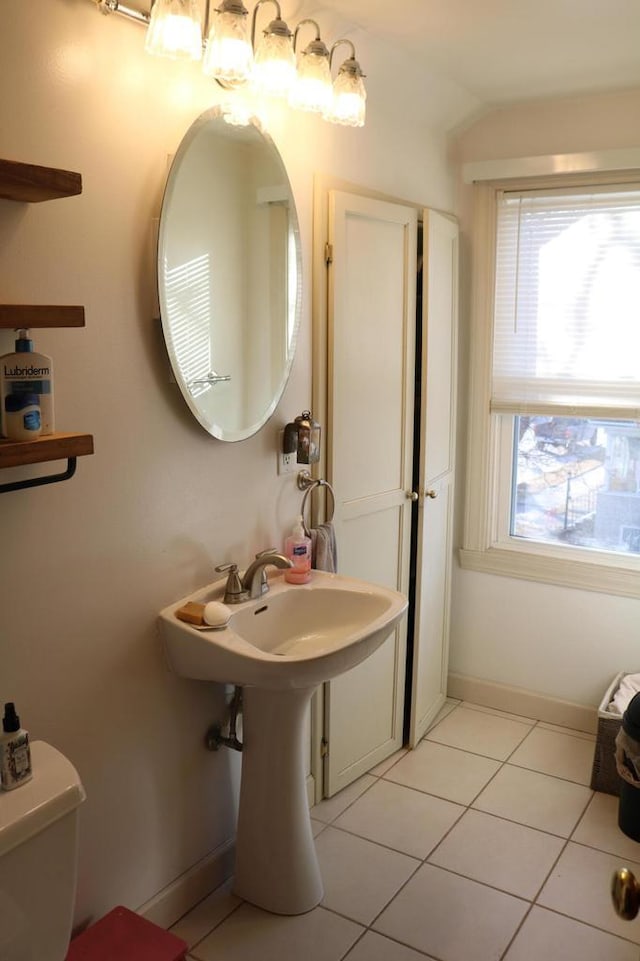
[284,516,312,584]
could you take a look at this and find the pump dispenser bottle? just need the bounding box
[0,329,54,436]
[284,516,312,584]
[0,702,33,790]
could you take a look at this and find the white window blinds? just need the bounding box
[492,185,640,418]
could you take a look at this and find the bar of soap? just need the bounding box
[203,601,231,628]
[175,601,205,625]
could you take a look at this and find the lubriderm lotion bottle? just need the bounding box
[0,329,54,436]
[0,702,33,791]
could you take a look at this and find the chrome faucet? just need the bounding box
[243,550,292,599]
[215,550,292,604]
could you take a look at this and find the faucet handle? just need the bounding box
[214,563,245,603]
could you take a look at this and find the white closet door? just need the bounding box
[324,190,417,796]
[408,209,459,746]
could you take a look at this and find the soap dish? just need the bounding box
[175,600,231,630]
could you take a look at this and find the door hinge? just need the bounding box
[325,242,333,266]
[320,737,329,757]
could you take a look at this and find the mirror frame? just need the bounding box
[157,106,302,442]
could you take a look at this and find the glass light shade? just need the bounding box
[326,67,366,127]
[252,30,296,97]
[289,51,332,113]
[203,9,253,83]
[145,0,202,61]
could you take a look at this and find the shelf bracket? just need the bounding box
[0,457,77,495]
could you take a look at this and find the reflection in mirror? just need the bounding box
[158,107,302,441]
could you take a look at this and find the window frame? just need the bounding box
[460,171,640,599]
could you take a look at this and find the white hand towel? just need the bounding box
[609,673,640,716]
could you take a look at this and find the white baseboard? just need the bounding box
[447,672,597,734]
[306,773,316,807]
[138,837,235,930]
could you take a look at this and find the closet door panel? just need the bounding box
[409,210,458,746]
[324,190,417,795]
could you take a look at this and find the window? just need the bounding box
[508,415,640,553]
[461,177,640,597]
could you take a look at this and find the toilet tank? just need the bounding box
[0,741,85,961]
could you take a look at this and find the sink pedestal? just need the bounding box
[159,570,408,914]
[233,685,323,915]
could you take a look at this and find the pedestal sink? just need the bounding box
[158,570,407,915]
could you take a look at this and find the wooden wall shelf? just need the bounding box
[0,305,85,328]
[0,159,82,202]
[0,156,92,492]
[0,433,94,470]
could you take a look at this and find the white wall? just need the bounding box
[0,1,456,928]
[450,89,640,709]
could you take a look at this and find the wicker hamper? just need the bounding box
[590,671,625,796]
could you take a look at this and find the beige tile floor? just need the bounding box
[171,700,640,961]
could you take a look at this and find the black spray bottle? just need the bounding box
[0,702,32,790]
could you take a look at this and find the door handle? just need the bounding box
[406,491,419,502]
[426,489,438,499]
[612,868,640,920]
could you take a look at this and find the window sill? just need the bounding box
[459,545,640,598]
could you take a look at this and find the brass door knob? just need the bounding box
[406,491,419,501]
[612,868,640,920]
[426,489,438,499]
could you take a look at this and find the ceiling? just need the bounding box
[314,0,640,108]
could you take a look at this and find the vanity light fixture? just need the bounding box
[145,0,203,60]
[203,0,253,84]
[95,0,204,58]
[289,19,332,115]
[92,0,367,126]
[326,39,366,127]
[250,0,296,97]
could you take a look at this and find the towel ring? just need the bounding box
[297,471,335,537]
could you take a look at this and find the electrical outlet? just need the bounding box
[277,429,297,475]
[278,451,297,475]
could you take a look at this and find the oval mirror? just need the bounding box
[158,107,302,441]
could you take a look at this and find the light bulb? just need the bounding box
[145,0,202,61]
[326,62,366,127]
[203,3,253,84]
[252,22,296,97]
[289,47,332,113]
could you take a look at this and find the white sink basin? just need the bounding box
[158,568,407,916]
[159,570,407,690]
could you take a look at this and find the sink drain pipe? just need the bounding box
[206,685,243,752]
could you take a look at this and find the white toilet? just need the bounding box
[0,741,85,961]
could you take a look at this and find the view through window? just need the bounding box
[512,415,640,554]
